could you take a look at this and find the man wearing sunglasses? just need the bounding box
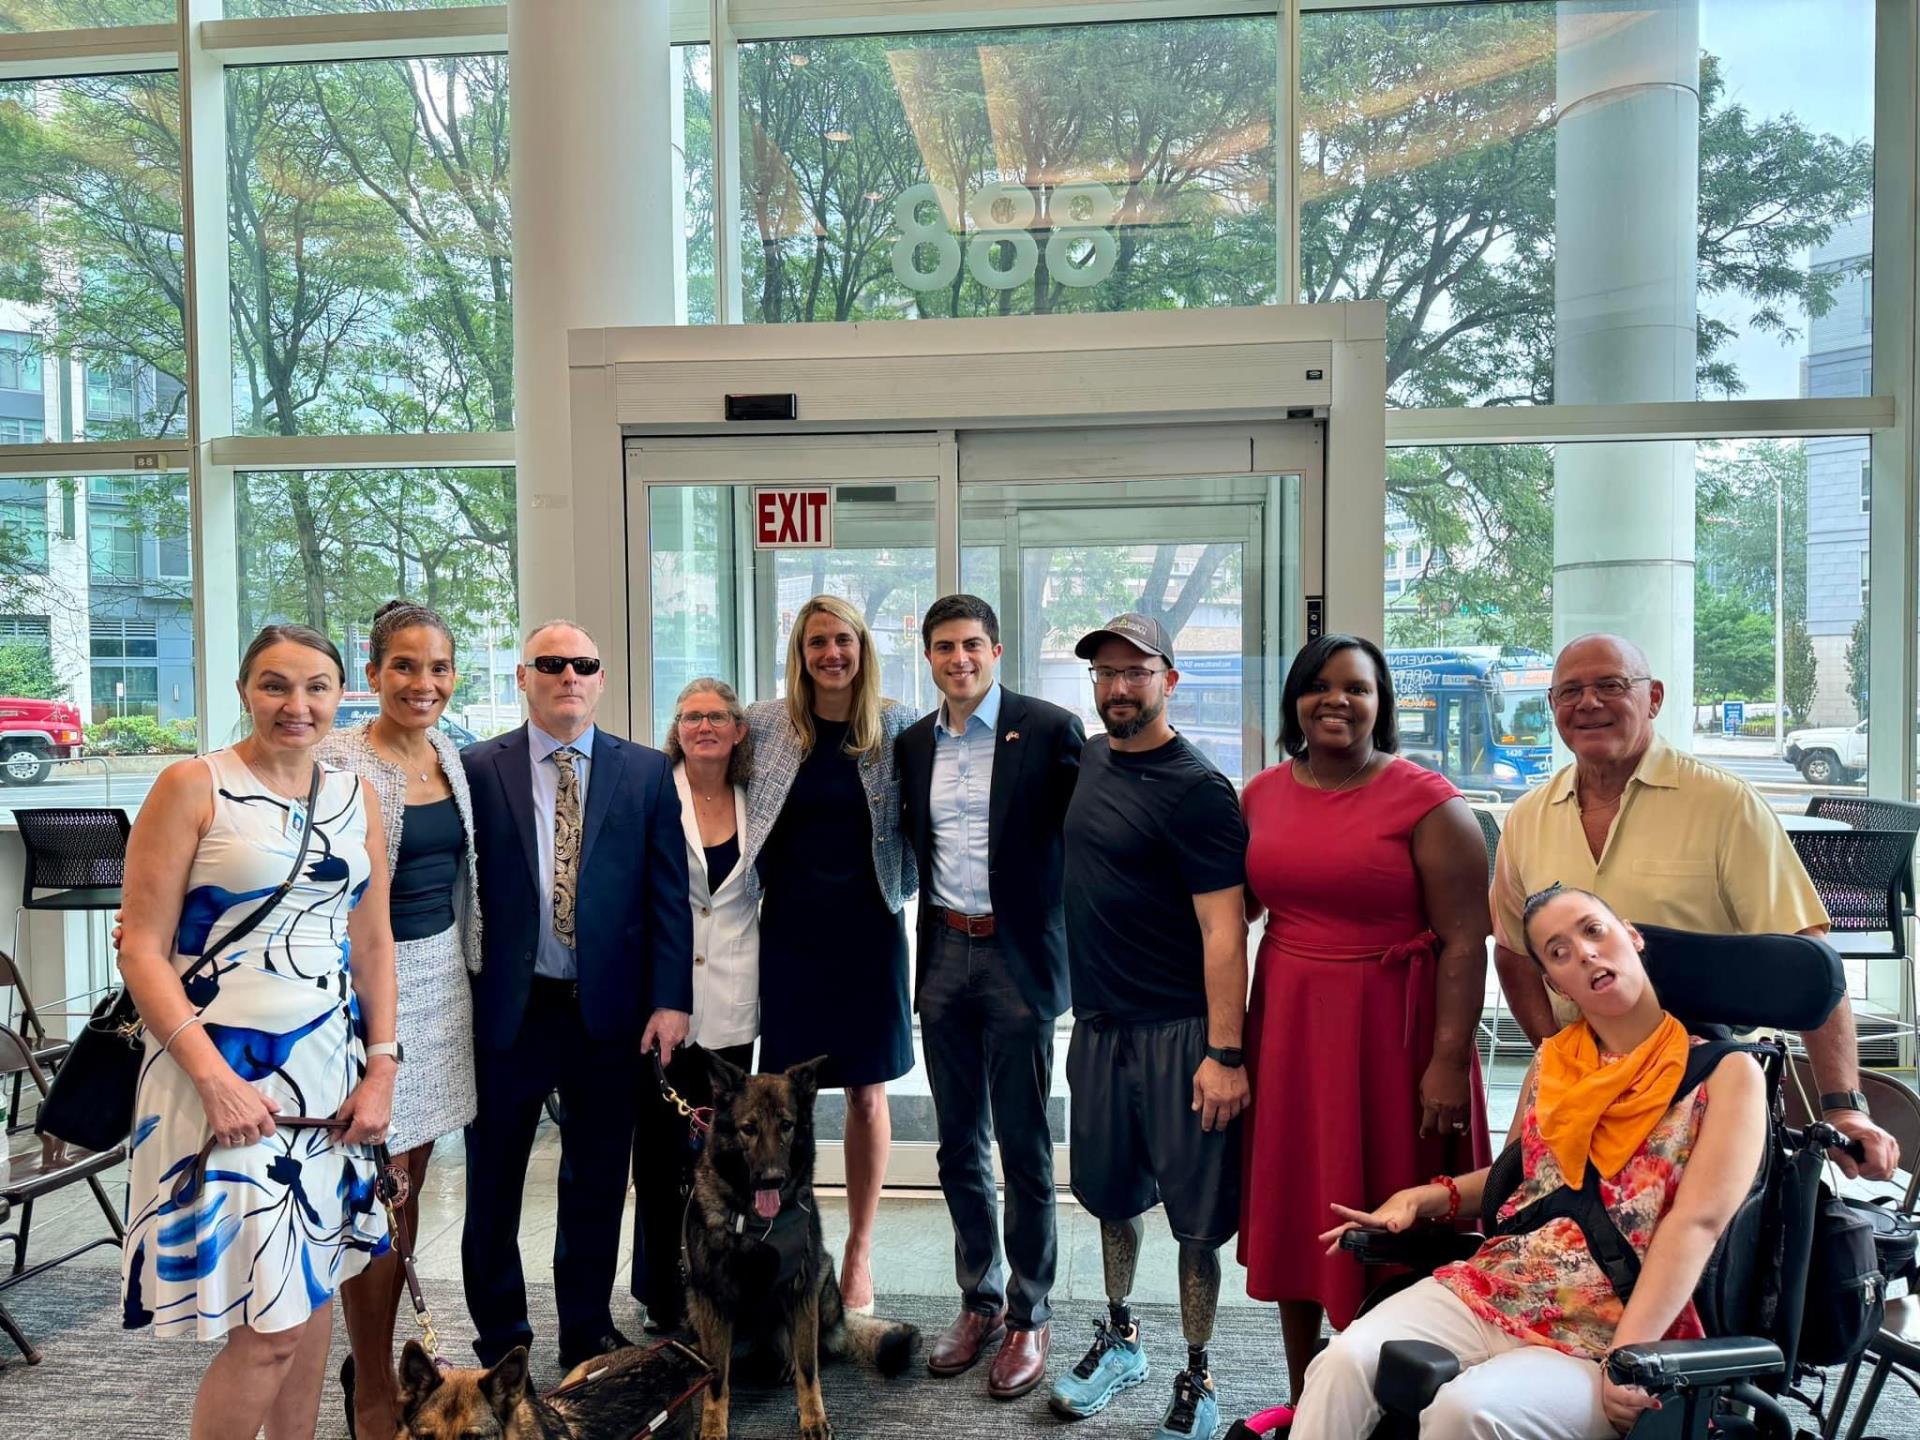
[1489,631,1898,1181]
[460,620,694,1371]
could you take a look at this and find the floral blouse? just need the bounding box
[1434,1075,1710,1359]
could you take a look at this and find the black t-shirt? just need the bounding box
[1063,732,1248,1024]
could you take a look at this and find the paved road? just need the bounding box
[1715,753,1808,788]
[1698,745,1879,814]
[0,765,162,815]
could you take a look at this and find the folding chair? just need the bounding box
[0,1024,126,1365]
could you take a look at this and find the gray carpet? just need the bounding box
[0,1269,1916,1438]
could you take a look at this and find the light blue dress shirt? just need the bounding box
[529,721,596,980]
[929,681,1000,915]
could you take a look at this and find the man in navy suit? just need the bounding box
[461,620,692,1369]
[898,595,1084,1399]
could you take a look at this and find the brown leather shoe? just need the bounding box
[988,1323,1050,1399]
[927,1307,1007,1376]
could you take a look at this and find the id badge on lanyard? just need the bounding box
[287,796,308,840]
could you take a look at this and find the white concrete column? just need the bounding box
[184,0,242,748]
[1552,0,1701,750]
[512,0,675,632]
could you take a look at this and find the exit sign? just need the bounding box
[753,487,833,549]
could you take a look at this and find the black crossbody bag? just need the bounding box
[35,764,324,1154]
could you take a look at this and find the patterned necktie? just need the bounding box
[552,746,582,947]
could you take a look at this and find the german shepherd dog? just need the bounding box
[686,1052,917,1440]
[395,1335,710,1439]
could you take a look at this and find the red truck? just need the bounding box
[0,697,83,785]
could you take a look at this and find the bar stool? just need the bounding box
[5,808,129,1130]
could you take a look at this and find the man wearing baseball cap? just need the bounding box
[1049,612,1250,1440]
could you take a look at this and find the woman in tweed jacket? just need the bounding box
[745,593,916,1311]
[318,599,481,1440]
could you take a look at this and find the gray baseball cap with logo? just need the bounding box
[1074,612,1176,667]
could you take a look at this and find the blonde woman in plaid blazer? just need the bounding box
[744,594,918,1311]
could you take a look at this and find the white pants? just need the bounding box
[1287,1278,1615,1440]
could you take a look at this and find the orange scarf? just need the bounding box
[1535,1012,1689,1186]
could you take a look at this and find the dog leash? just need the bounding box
[169,1114,358,1205]
[372,1139,445,1366]
[651,1051,713,1144]
[168,1115,444,1365]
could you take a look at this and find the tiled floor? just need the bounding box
[4,1049,1898,1322]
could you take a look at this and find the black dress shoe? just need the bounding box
[341,1355,357,1439]
[559,1325,633,1371]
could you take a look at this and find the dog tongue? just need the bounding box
[754,1187,782,1219]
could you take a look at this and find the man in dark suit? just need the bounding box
[898,594,1084,1400]
[461,620,692,1369]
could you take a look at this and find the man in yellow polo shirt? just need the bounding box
[1491,632,1900,1180]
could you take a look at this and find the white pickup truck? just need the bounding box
[1783,719,1869,784]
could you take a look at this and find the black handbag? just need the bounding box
[1850,1194,1919,1291]
[1797,1182,1887,1367]
[34,765,324,1154]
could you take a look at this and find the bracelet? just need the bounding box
[162,1013,204,1055]
[1429,1173,1461,1226]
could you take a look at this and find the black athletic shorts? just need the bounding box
[1066,1015,1241,1246]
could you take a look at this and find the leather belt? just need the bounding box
[933,906,996,938]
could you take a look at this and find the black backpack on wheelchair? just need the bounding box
[1317,926,1871,1440]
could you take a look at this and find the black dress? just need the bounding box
[757,715,912,1088]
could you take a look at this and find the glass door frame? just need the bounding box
[624,421,1323,1185]
[625,423,1324,747]
[624,432,958,740]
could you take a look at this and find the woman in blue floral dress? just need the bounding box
[116,624,399,1440]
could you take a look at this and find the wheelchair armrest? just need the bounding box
[1338,1227,1483,1271]
[1605,1336,1785,1393]
[1374,1340,1460,1420]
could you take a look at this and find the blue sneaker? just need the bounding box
[1153,1368,1220,1440]
[1049,1321,1149,1419]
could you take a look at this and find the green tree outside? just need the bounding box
[0,639,63,699]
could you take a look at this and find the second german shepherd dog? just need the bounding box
[686,1051,917,1440]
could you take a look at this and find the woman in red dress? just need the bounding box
[1239,634,1494,1397]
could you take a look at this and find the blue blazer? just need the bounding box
[462,723,694,1053]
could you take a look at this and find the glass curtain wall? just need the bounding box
[732,15,1279,323]
[0,7,518,807]
[1299,0,1877,812]
[0,0,1908,814]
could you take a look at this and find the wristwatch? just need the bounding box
[1206,1045,1244,1069]
[1820,1089,1870,1117]
[366,1041,405,1064]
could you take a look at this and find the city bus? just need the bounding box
[1386,647,1555,801]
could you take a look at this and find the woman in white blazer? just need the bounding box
[630,677,759,1333]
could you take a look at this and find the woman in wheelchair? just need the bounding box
[1287,885,1768,1439]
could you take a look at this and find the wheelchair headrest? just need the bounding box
[1633,924,1845,1034]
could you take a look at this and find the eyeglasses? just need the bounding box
[1089,665,1166,688]
[1549,675,1648,708]
[530,655,602,677]
[677,710,734,730]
